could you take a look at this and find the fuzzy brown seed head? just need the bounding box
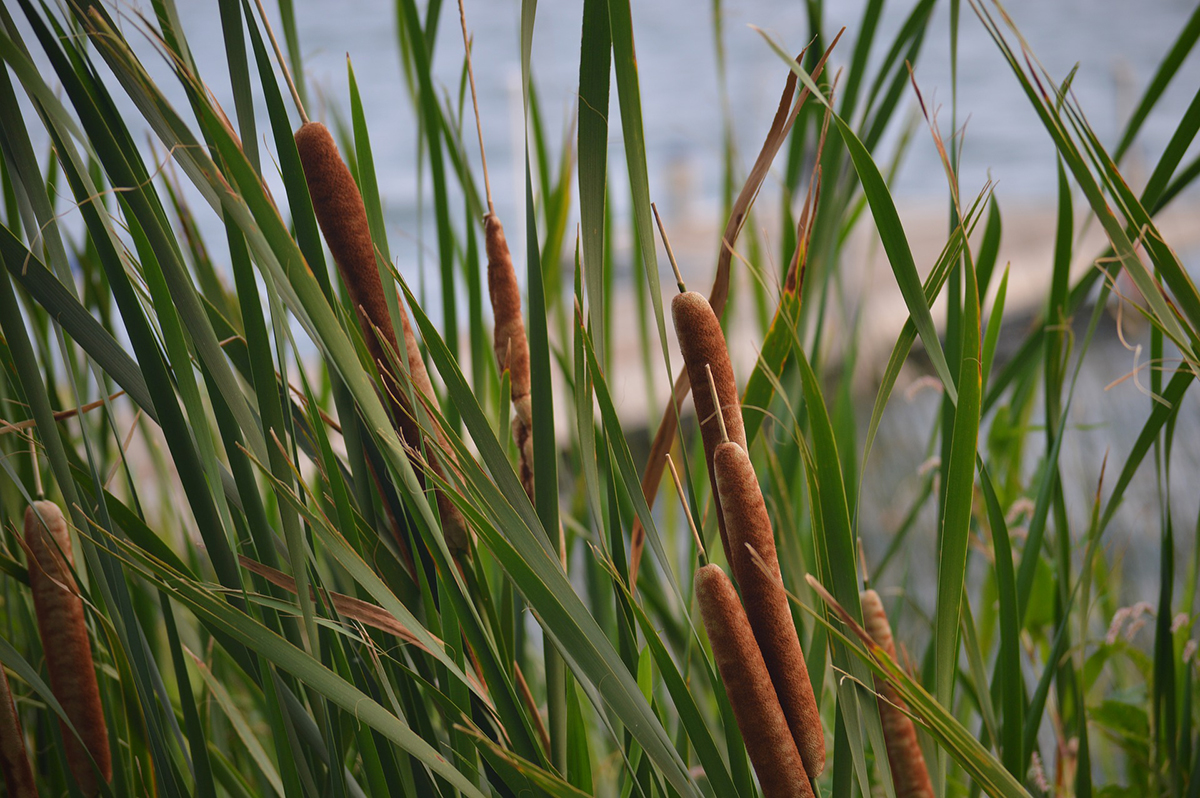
[861,589,897,657]
[24,502,110,795]
[485,214,531,421]
[695,564,812,798]
[294,123,387,338]
[713,442,826,777]
[0,662,37,798]
[485,212,534,502]
[860,589,933,798]
[295,121,470,550]
[672,291,746,567]
[295,122,405,420]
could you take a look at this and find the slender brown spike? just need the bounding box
[293,120,470,549]
[24,502,110,796]
[651,202,685,293]
[861,589,934,798]
[665,453,704,560]
[0,662,37,797]
[459,0,532,503]
[670,291,746,568]
[695,564,813,798]
[484,212,535,503]
[714,441,826,777]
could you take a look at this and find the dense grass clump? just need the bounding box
[0,0,1198,796]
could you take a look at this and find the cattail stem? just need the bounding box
[652,202,685,293]
[30,442,42,499]
[714,440,826,777]
[671,291,746,568]
[705,363,729,444]
[252,0,308,124]
[294,121,469,549]
[24,501,110,796]
[456,0,493,214]
[0,663,37,797]
[457,0,533,504]
[696,564,813,798]
[861,589,934,798]
[666,453,705,562]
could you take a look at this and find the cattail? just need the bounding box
[672,292,746,567]
[454,0,533,504]
[713,438,825,777]
[485,213,534,502]
[0,662,37,797]
[695,564,812,798]
[860,589,933,798]
[23,501,110,795]
[294,121,469,549]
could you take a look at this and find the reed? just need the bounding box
[294,120,469,549]
[23,502,110,796]
[0,662,37,797]
[695,563,812,798]
[672,291,746,566]
[861,588,934,798]
[456,0,534,504]
[708,368,825,777]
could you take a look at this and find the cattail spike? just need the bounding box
[714,441,826,777]
[294,120,470,549]
[484,211,535,503]
[24,501,110,795]
[696,564,813,798]
[671,291,746,567]
[861,589,934,798]
[0,662,37,797]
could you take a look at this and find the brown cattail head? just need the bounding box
[485,212,534,502]
[293,123,389,363]
[0,663,37,797]
[295,121,470,549]
[695,564,812,798]
[23,502,110,795]
[484,214,530,422]
[672,291,746,567]
[294,122,410,428]
[861,589,933,798]
[714,441,826,777]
